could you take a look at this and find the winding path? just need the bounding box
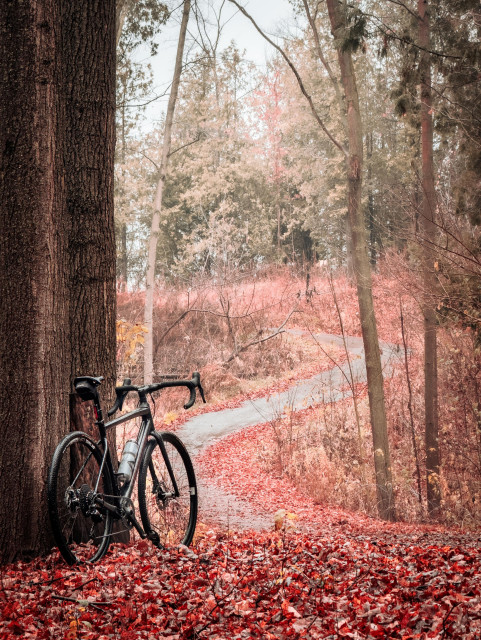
[177,331,401,530]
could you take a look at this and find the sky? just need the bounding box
[134,0,295,130]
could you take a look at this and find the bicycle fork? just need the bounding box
[151,431,181,499]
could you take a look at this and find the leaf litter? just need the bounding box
[1,523,481,639]
[2,379,481,639]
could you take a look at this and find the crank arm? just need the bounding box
[96,497,146,537]
[126,511,147,539]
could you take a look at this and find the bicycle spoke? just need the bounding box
[48,433,113,564]
[138,432,197,548]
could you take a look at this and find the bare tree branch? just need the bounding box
[139,150,160,170]
[124,58,211,109]
[223,306,298,364]
[153,290,202,360]
[226,0,347,157]
[381,0,418,21]
[168,133,203,158]
[302,0,342,97]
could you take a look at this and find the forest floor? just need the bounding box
[2,442,481,639]
[2,327,481,639]
[0,268,481,640]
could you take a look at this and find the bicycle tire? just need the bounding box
[47,431,114,565]
[138,431,197,548]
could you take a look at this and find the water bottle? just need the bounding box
[117,440,139,483]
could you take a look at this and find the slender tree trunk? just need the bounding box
[277,182,282,255]
[144,0,190,383]
[418,0,441,517]
[327,0,396,521]
[400,300,423,508]
[119,92,129,291]
[116,0,130,45]
[0,0,69,563]
[366,133,377,265]
[120,223,128,290]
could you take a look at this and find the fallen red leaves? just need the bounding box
[1,527,480,639]
[2,318,481,638]
[2,402,481,639]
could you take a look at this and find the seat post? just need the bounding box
[73,375,105,430]
[93,395,104,427]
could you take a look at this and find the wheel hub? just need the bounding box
[78,484,102,523]
[153,480,174,509]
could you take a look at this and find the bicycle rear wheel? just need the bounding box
[47,431,113,564]
[138,431,197,548]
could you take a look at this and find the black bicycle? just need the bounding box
[47,373,205,565]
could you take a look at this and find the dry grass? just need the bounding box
[117,262,481,527]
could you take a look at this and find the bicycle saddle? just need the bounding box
[74,376,104,402]
[74,376,104,386]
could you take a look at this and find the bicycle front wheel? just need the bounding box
[138,431,197,548]
[47,431,113,565]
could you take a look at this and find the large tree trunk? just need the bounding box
[0,0,119,564]
[326,0,396,521]
[61,1,124,545]
[418,0,441,517]
[61,0,117,406]
[0,0,69,563]
[144,0,190,383]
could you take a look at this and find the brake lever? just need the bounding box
[191,372,206,403]
[183,372,206,409]
[183,384,196,410]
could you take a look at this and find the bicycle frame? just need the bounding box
[48,373,202,564]
[91,397,180,538]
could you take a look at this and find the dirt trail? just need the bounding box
[177,331,401,530]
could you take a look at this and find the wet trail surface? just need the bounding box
[177,331,400,531]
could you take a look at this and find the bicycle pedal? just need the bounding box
[147,531,163,549]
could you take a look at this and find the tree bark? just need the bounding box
[0,0,119,564]
[62,0,125,543]
[61,0,117,406]
[326,0,396,521]
[418,0,441,517]
[144,0,190,383]
[0,0,69,563]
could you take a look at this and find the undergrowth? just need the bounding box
[117,261,481,528]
